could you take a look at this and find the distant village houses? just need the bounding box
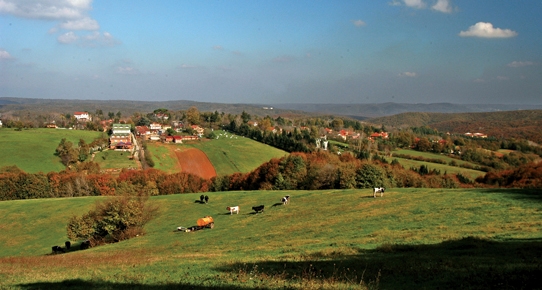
[465,132,487,138]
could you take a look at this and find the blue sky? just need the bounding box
[1,0,541,104]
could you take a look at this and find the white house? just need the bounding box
[111,123,131,134]
[74,111,92,122]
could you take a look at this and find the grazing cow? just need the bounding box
[226,206,239,214]
[204,195,209,203]
[200,195,205,202]
[80,240,91,250]
[252,205,265,213]
[65,241,71,250]
[51,246,64,254]
[281,195,290,205]
[373,187,385,198]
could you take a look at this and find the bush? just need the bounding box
[67,195,158,245]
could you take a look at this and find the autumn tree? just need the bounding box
[186,106,200,125]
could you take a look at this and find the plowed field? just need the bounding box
[174,148,216,179]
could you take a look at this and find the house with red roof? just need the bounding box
[74,111,92,122]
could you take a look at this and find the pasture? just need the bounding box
[0,128,105,173]
[1,188,541,289]
[93,150,138,171]
[392,149,481,168]
[386,156,486,180]
[147,131,288,175]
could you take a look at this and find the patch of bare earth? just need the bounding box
[174,148,216,179]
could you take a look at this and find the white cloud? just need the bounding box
[178,64,198,69]
[431,0,453,13]
[116,66,139,75]
[59,17,99,30]
[390,0,456,13]
[404,0,425,9]
[390,0,425,9]
[399,71,417,77]
[507,61,534,68]
[351,19,366,27]
[497,76,509,81]
[0,49,13,60]
[57,31,78,44]
[459,22,517,38]
[0,0,92,20]
[212,45,224,50]
[56,31,118,46]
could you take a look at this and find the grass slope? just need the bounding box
[0,128,105,173]
[386,157,485,180]
[1,188,541,289]
[148,131,288,175]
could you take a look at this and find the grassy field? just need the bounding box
[389,149,486,180]
[386,156,486,180]
[147,131,288,175]
[0,128,105,173]
[93,150,138,171]
[1,188,541,289]
[393,149,480,167]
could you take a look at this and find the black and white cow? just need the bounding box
[200,195,205,203]
[204,195,209,203]
[373,187,385,198]
[281,195,290,205]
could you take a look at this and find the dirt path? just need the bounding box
[174,148,217,179]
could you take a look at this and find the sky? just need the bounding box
[1,0,541,105]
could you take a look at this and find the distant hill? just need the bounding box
[368,110,542,144]
[2,97,541,119]
[273,102,542,118]
[0,97,307,118]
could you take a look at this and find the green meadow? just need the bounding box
[1,188,541,289]
[148,131,288,175]
[393,149,481,168]
[386,156,486,180]
[0,128,105,173]
[93,150,138,170]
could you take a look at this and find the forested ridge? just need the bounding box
[369,110,542,144]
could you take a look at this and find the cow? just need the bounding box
[51,245,65,254]
[65,241,71,250]
[200,195,205,202]
[281,195,290,205]
[226,206,239,215]
[80,240,91,250]
[204,195,209,203]
[373,187,385,198]
[252,205,265,213]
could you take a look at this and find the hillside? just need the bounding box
[368,110,542,144]
[0,128,106,173]
[1,188,541,289]
[273,102,542,118]
[146,131,288,176]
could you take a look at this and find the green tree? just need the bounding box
[67,196,157,245]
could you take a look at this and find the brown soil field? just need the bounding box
[174,148,217,179]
